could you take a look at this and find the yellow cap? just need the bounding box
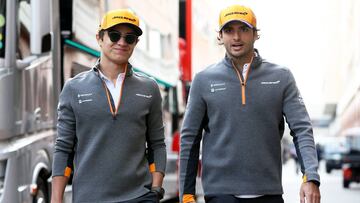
[219,5,257,31]
[99,9,142,36]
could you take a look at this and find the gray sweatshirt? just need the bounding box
[52,61,166,202]
[179,53,320,200]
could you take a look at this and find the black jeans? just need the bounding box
[205,194,284,203]
[120,191,159,203]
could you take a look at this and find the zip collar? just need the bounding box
[92,58,132,119]
[232,55,252,105]
[223,50,262,105]
[92,58,134,77]
[223,49,262,70]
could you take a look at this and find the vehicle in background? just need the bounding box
[324,144,346,173]
[321,137,346,173]
[341,127,360,188]
[0,0,61,202]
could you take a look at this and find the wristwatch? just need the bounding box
[151,186,165,200]
[308,180,320,187]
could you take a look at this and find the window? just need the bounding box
[137,17,148,51]
[148,29,161,58]
[161,34,173,59]
[18,1,31,58]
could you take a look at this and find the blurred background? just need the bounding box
[0,0,359,202]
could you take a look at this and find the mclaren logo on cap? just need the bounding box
[113,16,136,22]
[219,5,257,30]
[99,9,143,35]
[225,11,248,17]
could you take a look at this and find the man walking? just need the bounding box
[51,9,166,203]
[179,4,320,203]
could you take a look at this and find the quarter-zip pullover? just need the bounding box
[179,52,320,202]
[53,60,166,202]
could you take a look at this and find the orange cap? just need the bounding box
[219,5,257,31]
[99,9,142,36]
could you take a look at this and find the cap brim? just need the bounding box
[125,23,143,36]
[219,20,254,31]
[101,23,143,36]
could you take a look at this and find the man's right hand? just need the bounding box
[51,176,69,203]
[300,181,321,203]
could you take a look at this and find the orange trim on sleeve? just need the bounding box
[64,167,72,177]
[149,163,156,172]
[302,175,308,183]
[183,194,196,203]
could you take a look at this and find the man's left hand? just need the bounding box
[300,181,321,203]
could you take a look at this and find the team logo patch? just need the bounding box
[260,80,280,85]
[210,83,226,93]
[136,93,152,99]
[78,93,93,104]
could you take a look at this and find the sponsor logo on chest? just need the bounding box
[136,93,152,99]
[260,80,280,85]
[77,93,93,104]
[210,82,226,93]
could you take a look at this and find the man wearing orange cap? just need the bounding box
[180,4,320,203]
[51,9,166,203]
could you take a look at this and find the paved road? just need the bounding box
[283,160,360,203]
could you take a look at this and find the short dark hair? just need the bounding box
[221,22,258,33]
[216,28,259,45]
[98,30,105,40]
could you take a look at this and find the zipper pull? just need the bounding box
[241,82,246,105]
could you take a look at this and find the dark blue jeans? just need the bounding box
[120,192,159,203]
[205,194,284,203]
